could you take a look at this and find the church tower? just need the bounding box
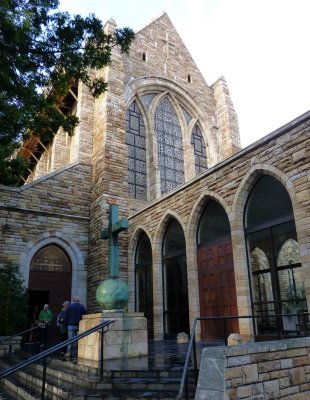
[87,13,241,307]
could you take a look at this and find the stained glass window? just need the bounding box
[125,101,147,200]
[191,125,208,175]
[155,98,184,194]
[140,93,157,110]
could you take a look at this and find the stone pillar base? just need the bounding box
[78,312,148,361]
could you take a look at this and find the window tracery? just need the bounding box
[154,97,185,194]
[125,101,147,200]
[191,124,208,175]
[140,93,157,110]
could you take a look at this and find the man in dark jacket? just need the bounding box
[64,296,86,357]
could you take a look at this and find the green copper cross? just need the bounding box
[101,204,128,278]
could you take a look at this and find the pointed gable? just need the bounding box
[124,12,210,91]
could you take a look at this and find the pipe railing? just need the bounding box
[0,326,39,344]
[0,326,39,358]
[176,312,310,400]
[0,319,114,399]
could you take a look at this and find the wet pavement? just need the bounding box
[91,339,225,371]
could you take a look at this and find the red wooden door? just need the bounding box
[198,240,239,340]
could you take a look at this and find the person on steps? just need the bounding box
[64,296,86,357]
[38,304,53,346]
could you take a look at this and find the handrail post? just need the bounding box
[184,373,189,400]
[41,357,47,400]
[223,318,228,345]
[100,327,104,381]
[193,332,198,384]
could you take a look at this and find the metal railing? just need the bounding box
[176,313,310,400]
[0,326,39,344]
[0,326,39,357]
[0,320,114,399]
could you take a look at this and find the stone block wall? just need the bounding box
[0,162,92,305]
[195,337,310,399]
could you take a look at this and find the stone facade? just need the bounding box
[0,162,91,306]
[0,12,309,345]
[195,337,310,399]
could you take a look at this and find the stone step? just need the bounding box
[0,355,197,400]
[0,373,38,400]
[26,361,196,393]
[0,387,16,399]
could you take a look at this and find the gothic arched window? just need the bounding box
[155,98,184,194]
[244,175,307,336]
[125,101,147,200]
[191,124,208,175]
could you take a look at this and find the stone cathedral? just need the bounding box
[0,13,309,342]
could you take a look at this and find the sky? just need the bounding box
[59,0,310,148]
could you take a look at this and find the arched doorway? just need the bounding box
[135,233,154,338]
[28,245,72,340]
[162,219,189,338]
[197,200,238,340]
[245,175,308,337]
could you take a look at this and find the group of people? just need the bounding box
[29,296,86,357]
[56,296,86,357]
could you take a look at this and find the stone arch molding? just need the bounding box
[19,231,85,299]
[125,77,212,149]
[128,225,153,258]
[154,210,187,255]
[232,163,296,216]
[187,190,231,243]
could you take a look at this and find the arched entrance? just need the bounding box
[162,219,189,338]
[28,245,72,339]
[197,200,238,340]
[135,233,154,338]
[245,175,308,338]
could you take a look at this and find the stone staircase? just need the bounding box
[0,352,197,399]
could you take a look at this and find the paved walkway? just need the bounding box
[96,339,224,371]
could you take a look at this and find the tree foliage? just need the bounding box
[0,263,28,336]
[0,0,135,185]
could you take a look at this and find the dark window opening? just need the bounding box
[135,233,154,338]
[162,219,189,338]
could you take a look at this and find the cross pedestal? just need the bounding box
[78,312,148,361]
[78,204,148,362]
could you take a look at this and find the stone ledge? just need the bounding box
[195,337,310,400]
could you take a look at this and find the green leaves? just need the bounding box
[0,0,134,185]
[0,263,28,335]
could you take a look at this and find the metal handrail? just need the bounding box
[175,313,310,400]
[0,326,39,344]
[0,319,114,399]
